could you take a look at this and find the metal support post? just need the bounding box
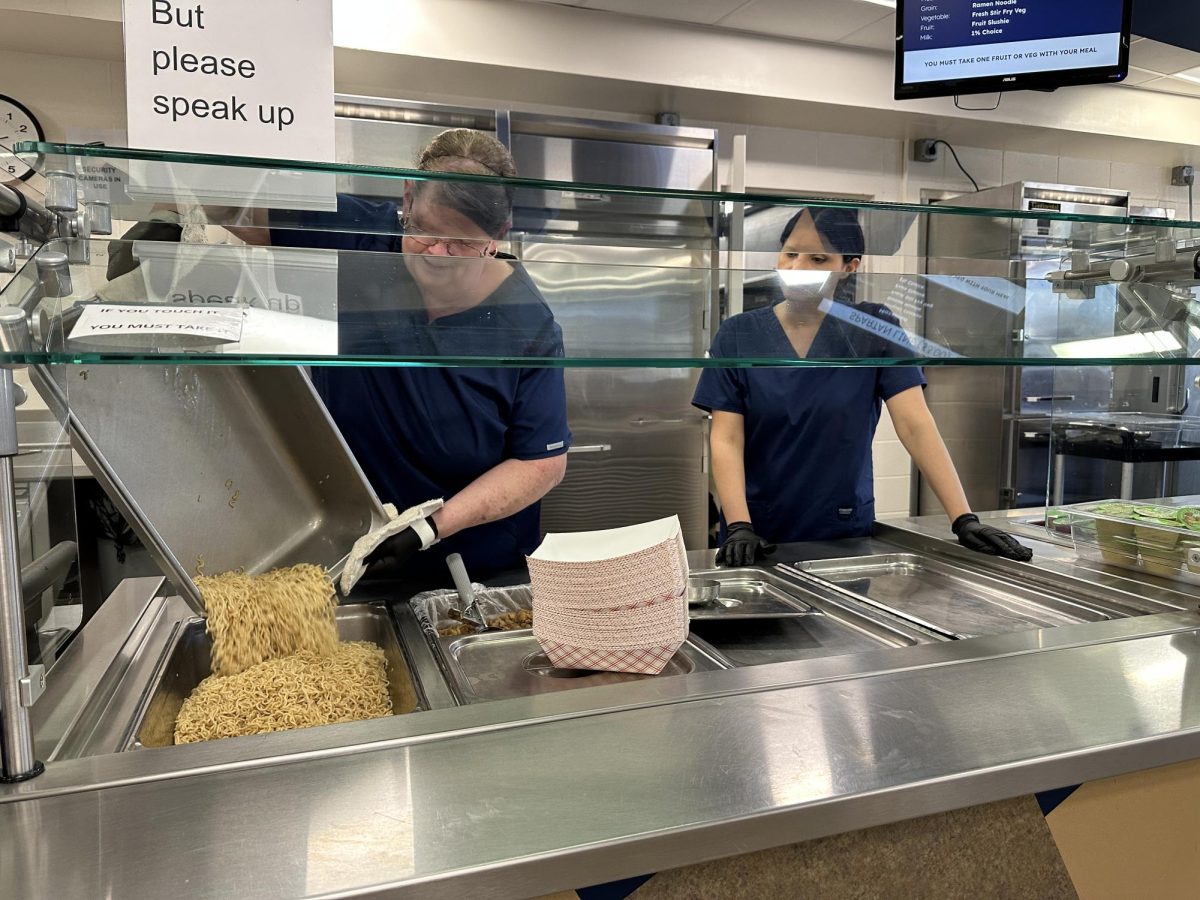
[1120,462,1136,501]
[725,133,747,320]
[0,309,43,782]
[1052,453,1066,506]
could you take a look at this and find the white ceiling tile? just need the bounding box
[1147,77,1200,98]
[1129,38,1200,76]
[582,0,750,25]
[1124,75,1167,92]
[839,12,896,51]
[720,0,892,44]
[1121,66,1166,86]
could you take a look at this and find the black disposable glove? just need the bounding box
[717,521,776,568]
[952,513,1032,562]
[363,516,439,576]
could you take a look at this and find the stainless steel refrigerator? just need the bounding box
[919,181,1191,512]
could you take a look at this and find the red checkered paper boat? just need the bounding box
[528,516,688,674]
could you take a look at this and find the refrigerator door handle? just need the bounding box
[568,444,612,454]
[630,415,707,426]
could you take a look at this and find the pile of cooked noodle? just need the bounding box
[175,642,391,744]
[197,564,340,677]
[175,564,392,744]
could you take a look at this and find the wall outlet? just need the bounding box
[913,139,940,163]
[1172,165,1195,187]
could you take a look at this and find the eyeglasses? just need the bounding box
[401,213,493,258]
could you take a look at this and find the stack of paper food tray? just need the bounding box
[527,516,689,674]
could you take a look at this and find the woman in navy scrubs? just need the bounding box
[693,207,1029,566]
[272,130,572,584]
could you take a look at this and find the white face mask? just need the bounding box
[776,268,840,301]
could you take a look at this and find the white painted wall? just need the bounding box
[331,0,1200,156]
[1,48,126,146]
[718,124,1191,215]
[8,0,1200,158]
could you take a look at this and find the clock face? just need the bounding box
[0,95,45,183]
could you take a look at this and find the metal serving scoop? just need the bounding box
[686,578,720,606]
[446,553,499,633]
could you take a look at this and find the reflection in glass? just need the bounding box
[2,143,1200,367]
[11,367,80,671]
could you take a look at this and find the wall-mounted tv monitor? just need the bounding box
[895,0,1133,100]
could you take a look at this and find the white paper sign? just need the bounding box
[122,0,334,162]
[220,307,338,356]
[72,304,244,344]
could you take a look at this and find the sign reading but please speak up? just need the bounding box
[121,1,337,211]
[122,0,334,161]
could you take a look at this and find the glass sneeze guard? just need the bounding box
[2,140,1198,369]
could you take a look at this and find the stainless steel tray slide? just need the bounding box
[688,614,925,668]
[686,568,814,620]
[792,553,1112,639]
[688,567,935,667]
[437,631,730,704]
[31,365,386,612]
[132,603,421,749]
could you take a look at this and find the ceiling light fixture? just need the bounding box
[1173,66,1200,85]
[857,0,897,8]
[1051,330,1183,359]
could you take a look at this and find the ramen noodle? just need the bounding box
[176,565,392,744]
[197,564,339,677]
[175,642,391,744]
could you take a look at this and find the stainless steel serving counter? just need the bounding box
[3,522,1200,899]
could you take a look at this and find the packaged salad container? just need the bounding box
[1059,500,1200,582]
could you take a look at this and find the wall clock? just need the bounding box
[0,95,46,183]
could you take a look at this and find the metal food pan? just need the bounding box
[32,365,385,612]
[794,553,1111,639]
[133,603,421,749]
[437,630,729,704]
[411,573,815,631]
[686,567,815,620]
[411,584,534,636]
[412,584,733,700]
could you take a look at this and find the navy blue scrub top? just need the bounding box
[271,196,572,581]
[692,302,925,543]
